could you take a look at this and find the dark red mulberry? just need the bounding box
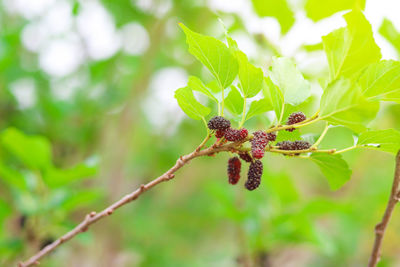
[239,152,252,163]
[276,141,294,150]
[208,116,231,130]
[276,140,311,152]
[252,148,264,159]
[224,128,248,142]
[239,128,248,140]
[215,129,226,138]
[286,112,306,132]
[293,140,311,150]
[228,157,241,185]
[266,132,277,142]
[245,160,263,190]
[251,131,269,159]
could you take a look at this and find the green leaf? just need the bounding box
[236,51,264,98]
[275,129,301,143]
[0,162,26,191]
[43,162,98,188]
[357,129,400,154]
[62,190,103,211]
[245,98,272,120]
[270,57,310,106]
[302,43,323,52]
[305,0,365,22]
[357,60,400,103]
[379,18,400,57]
[1,128,52,170]
[225,86,244,115]
[322,10,381,81]
[310,154,352,190]
[175,86,210,120]
[188,76,218,103]
[251,0,295,34]
[179,23,238,89]
[319,78,379,132]
[263,77,284,123]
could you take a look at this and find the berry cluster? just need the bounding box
[227,157,241,185]
[276,140,311,151]
[286,112,306,132]
[245,160,263,190]
[208,116,248,142]
[207,114,310,192]
[224,128,248,142]
[251,131,276,159]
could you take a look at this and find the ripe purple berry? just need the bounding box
[239,152,253,163]
[245,160,263,191]
[266,132,277,142]
[251,131,269,159]
[293,140,312,150]
[208,116,231,130]
[276,141,294,150]
[239,128,248,140]
[276,140,312,154]
[228,157,241,185]
[215,129,226,138]
[224,128,248,142]
[286,112,306,132]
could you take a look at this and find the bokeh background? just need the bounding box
[1,0,400,266]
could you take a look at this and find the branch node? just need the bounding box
[395,191,400,202]
[375,223,384,235]
[89,211,96,217]
[177,156,185,165]
[140,184,146,192]
[106,209,113,215]
[81,226,88,232]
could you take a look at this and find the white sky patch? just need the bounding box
[365,0,400,60]
[22,21,50,52]
[143,67,188,135]
[230,31,258,59]
[134,0,172,16]
[3,0,54,19]
[120,22,150,56]
[39,34,84,77]
[9,78,37,109]
[77,0,121,60]
[21,0,73,53]
[41,0,73,35]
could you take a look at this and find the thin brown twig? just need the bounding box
[18,135,238,267]
[368,150,400,267]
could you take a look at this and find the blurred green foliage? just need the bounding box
[1,0,400,266]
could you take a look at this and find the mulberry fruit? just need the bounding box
[245,160,263,190]
[208,116,231,130]
[266,132,277,142]
[286,112,306,132]
[276,141,294,150]
[228,157,241,185]
[224,128,248,142]
[239,152,252,163]
[215,129,226,138]
[276,140,311,152]
[293,140,311,150]
[251,131,269,159]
